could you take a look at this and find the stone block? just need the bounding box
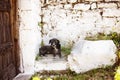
[74,3,90,11]
[68,0,77,3]
[82,11,101,23]
[91,3,97,9]
[68,40,117,73]
[64,4,72,9]
[102,17,117,27]
[103,9,120,17]
[98,3,117,9]
[57,0,67,3]
[46,0,56,4]
[55,4,64,9]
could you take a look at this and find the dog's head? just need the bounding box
[49,38,60,48]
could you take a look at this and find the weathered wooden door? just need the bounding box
[0,0,17,80]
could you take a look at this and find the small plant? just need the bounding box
[38,22,45,28]
[107,32,120,49]
[30,73,40,80]
[114,66,120,80]
[61,46,72,56]
[35,53,41,61]
[41,40,45,46]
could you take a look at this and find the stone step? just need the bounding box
[34,54,69,72]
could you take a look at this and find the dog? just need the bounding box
[39,45,55,57]
[39,38,61,58]
[49,38,61,58]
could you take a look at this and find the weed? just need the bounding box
[35,53,41,61]
[85,32,120,49]
[61,46,72,56]
[41,40,45,46]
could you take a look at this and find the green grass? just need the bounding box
[61,46,72,56]
[85,32,120,48]
[35,53,42,61]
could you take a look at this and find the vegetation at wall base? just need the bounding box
[30,66,115,80]
[85,32,120,49]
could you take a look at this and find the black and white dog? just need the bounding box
[39,38,61,58]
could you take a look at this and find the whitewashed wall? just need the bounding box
[40,1,120,46]
[18,0,41,74]
[17,0,120,74]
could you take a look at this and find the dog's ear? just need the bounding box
[49,40,52,44]
[57,40,60,44]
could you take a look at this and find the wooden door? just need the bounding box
[0,0,17,80]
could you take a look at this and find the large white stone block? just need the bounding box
[68,40,117,73]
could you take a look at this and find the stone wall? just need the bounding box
[40,0,120,46]
[17,0,120,74]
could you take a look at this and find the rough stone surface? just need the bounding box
[68,0,77,3]
[74,3,90,11]
[41,2,120,46]
[98,3,117,9]
[68,40,117,73]
[103,9,120,17]
[64,4,72,9]
[91,3,97,9]
[34,54,68,71]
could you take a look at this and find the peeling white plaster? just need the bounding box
[18,0,41,74]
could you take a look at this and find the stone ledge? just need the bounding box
[34,54,69,72]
